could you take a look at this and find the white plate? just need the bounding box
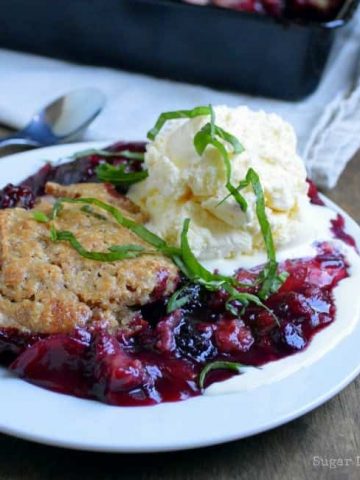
[0,142,359,453]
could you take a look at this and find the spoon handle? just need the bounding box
[0,134,40,149]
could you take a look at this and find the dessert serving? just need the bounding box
[0,105,359,407]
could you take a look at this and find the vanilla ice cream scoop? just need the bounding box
[128,105,310,260]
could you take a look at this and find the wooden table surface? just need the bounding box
[0,127,359,480]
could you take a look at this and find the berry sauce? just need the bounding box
[0,145,356,406]
[331,214,357,249]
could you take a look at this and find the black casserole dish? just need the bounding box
[0,0,358,100]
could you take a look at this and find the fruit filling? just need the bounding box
[0,141,355,406]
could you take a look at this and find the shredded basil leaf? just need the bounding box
[179,219,260,315]
[214,125,244,155]
[50,200,63,220]
[224,181,248,212]
[108,245,145,253]
[209,104,216,138]
[147,106,212,140]
[222,168,286,299]
[179,218,238,290]
[223,283,279,325]
[180,218,221,285]
[96,162,148,186]
[244,169,282,299]
[80,205,107,221]
[194,123,244,158]
[199,361,247,389]
[73,148,145,161]
[223,284,267,310]
[166,284,193,314]
[51,229,147,262]
[50,224,57,242]
[32,211,50,223]
[224,301,239,317]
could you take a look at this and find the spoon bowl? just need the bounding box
[0,88,105,149]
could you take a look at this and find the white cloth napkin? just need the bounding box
[0,10,359,189]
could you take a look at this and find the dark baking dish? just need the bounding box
[0,0,358,100]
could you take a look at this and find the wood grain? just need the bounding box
[0,127,359,480]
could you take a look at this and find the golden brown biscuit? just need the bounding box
[0,183,178,334]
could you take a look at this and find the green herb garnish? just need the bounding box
[49,223,57,242]
[32,211,50,223]
[223,283,279,325]
[147,106,212,141]
[174,219,271,313]
[179,218,225,288]
[73,149,145,162]
[166,284,193,314]
[194,106,244,157]
[80,205,107,221]
[224,284,269,311]
[179,218,246,290]
[51,229,148,262]
[199,361,247,389]
[38,198,161,262]
[95,162,148,186]
[222,168,285,299]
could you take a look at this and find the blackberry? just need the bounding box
[175,321,216,363]
[0,184,35,209]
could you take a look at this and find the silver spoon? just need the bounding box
[0,88,106,149]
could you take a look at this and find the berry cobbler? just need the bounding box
[0,105,358,406]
